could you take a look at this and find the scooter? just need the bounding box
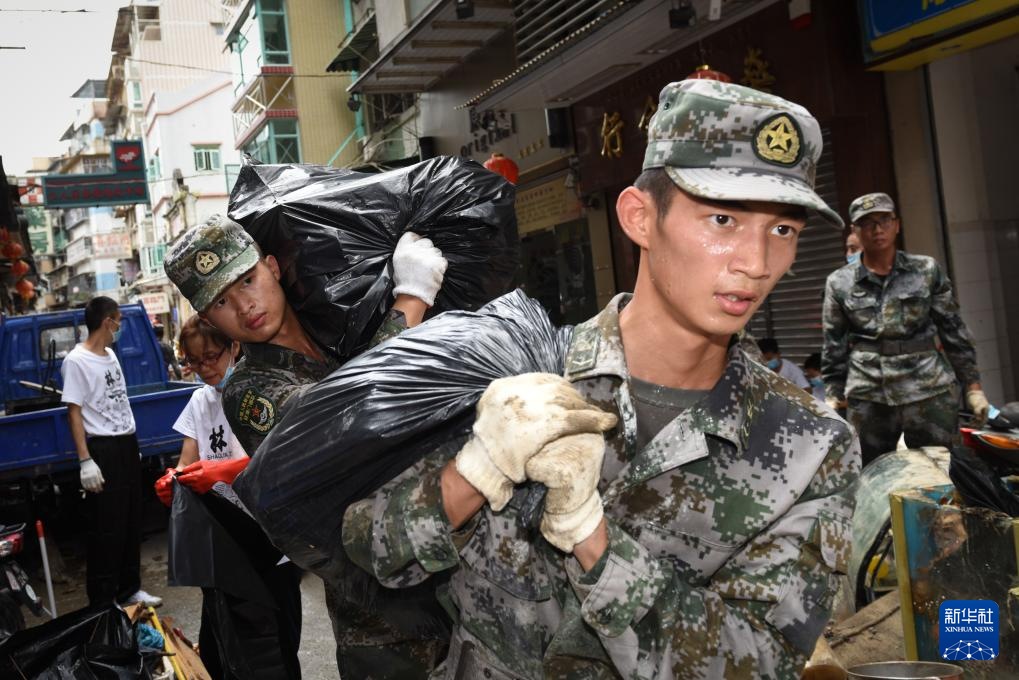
[0,523,45,642]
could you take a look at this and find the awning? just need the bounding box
[327,13,378,73]
[348,0,514,95]
[457,0,776,111]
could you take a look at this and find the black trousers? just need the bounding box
[84,433,142,606]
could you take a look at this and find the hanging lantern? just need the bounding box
[10,260,29,277]
[15,278,35,300]
[0,227,9,243]
[483,152,519,185]
[2,241,24,260]
[687,64,732,82]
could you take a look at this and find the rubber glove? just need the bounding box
[967,390,990,425]
[154,468,176,507]
[176,458,250,494]
[80,458,105,494]
[455,373,617,511]
[525,433,606,552]
[392,231,447,307]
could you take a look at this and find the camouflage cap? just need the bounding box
[643,79,843,228]
[164,214,261,312]
[849,192,896,224]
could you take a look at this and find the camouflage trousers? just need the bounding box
[324,581,447,679]
[848,388,960,466]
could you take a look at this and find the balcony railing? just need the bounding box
[65,237,94,267]
[232,72,296,146]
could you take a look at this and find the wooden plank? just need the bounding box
[161,615,212,680]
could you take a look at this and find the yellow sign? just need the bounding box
[515,178,583,235]
[600,112,624,158]
[741,47,775,92]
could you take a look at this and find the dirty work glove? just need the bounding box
[80,458,105,494]
[967,390,990,425]
[392,231,447,307]
[824,396,842,411]
[154,468,176,507]
[526,433,605,552]
[455,373,617,512]
[177,458,250,494]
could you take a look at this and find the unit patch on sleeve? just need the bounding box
[236,389,276,433]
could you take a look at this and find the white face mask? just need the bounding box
[846,252,861,265]
[215,356,236,391]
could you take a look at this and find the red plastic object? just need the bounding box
[483,152,519,185]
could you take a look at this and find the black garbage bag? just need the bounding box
[228,155,519,360]
[167,481,302,679]
[949,444,1019,516]
[233,290,573,587]
[0,605,146,679]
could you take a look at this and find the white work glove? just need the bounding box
[392,231,447,307]
[80,458,105,493]
[526,433,605,552]
[967,389,990,425]
[455,373,617,511]
[825,396,842,411]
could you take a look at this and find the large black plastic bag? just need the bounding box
[228,155,519,359]
[233,290,573,584]
[0,605,146,679]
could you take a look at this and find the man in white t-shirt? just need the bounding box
[61,296,162,608]
[758,337,811,392]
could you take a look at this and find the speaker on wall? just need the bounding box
[545,108,572,149]
[418,136,437,160]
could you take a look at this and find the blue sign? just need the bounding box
[939,600,999,661]
[863,0,978,38]
[42,140,149,208]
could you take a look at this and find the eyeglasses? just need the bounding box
[856,215,897,231]
[182,347,227,369]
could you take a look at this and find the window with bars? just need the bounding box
[193,145,222,173]
[258,0,291,65]
[242,119,301,164]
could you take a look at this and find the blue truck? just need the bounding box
[0,304,197,508]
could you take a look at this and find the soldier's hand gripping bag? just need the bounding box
[228,155,519,360]
[232,290,573,586]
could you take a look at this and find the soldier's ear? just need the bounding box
[263,255,281,281]
[617,186,653,250]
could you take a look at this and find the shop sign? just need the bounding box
[600,112,625,158]
[515,178,583,235]
[42,141,149,208]
[460,110,516,157]
[859,0,1019,69]
[136,292,170,315]
[93,233,132,259]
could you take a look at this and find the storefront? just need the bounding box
[570,0,896,363]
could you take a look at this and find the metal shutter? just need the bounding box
[748,128,843,367]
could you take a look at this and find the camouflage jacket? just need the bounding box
[821,250,980,405]
[343,294,860,679]
[223,310,406,454]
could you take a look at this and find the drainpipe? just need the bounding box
[329,0,366,167]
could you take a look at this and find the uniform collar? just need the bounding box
[241,341,339,371]
[855,249,910,283]
[564,293,754,449]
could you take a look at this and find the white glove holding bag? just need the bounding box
[967,389,990,425]
[392,231,448,307]
[526,433,606,552]
[80,458,105,494]
[455,373,617,511]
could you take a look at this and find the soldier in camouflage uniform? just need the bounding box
[165,215,451,678]
[342,80,861,679]
[821,192,988,465]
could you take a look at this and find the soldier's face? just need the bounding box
[620,186,804,341]
[853,212,899,254]
[202,257,288,344]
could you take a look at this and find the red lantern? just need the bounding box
[2,241,24,260]
[15,278,35,300]
[483,152,519,185]
[10,260,29,277]
[687,64,732,83]
[0,227,9,243]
